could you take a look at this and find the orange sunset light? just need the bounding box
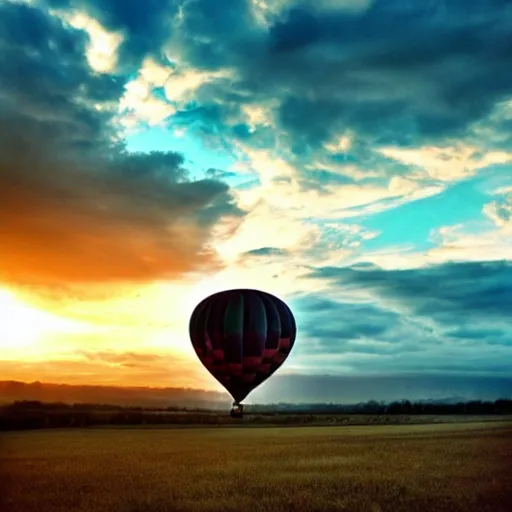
[0,289,90,353]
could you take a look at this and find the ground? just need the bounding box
[1,421,512,512]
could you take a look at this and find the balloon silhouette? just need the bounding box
[189,288,296,415]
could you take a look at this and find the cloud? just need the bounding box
[43,0,179,70]
[99,0,512,268]
[483,192,512,228]
[244,247,290,257]
[139,0,512,224]
[339,174,512,271]
[0,2,243,289]
[119,76,176,126]
[55,9,124,73]
[282,260,512,376]
[406,197,512,268]
[378,145,512,182]
[308,260,512,324]
[37,0,512,188]
[251,0,373,28]
[79,349,182,370]
[162,0,512,148]
[0,145,239,286]
[293,296,406,348]
[42,0,512,268]
[0,349,211,388]
[419,225,512,267]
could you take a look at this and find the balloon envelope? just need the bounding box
[189,288,296,403]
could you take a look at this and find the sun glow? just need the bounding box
[0,289,89,352]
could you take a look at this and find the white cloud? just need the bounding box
[54,10,124,74]
[493,186,512,196]
[378,144,512,182]
[202,146,448,299]
[116,59,233,129]
[388,175,421,196]
[163,68,233,103]
[243,148,296,185]
[214,202,318,262]
[117,57,177,127]
[355,211,512,271]
[324,133,353,153]
[242,103,276,131]
[426,224,512,263]
[239,147,444,221]
[139,57,172,87]
[119,77,176,126]
[307,159,384,181]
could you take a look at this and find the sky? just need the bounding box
[1,0,512,403]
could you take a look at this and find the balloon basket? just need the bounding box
[230,402,244,419]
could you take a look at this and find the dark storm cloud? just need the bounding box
[309,260,512,324]
[266,1,512,146]
[0,2,242,288]
[285,260,512,374]
[43,0,179,69]
[31,0,512,159]
[300,261,512,360]
[448,327,510,346]
[290,294,432,359]
[170,0,259,69]
[0,2,123,152]
[159,0,512,155]
[294,296,396,341]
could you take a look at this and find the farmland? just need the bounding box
[2,420,511,512]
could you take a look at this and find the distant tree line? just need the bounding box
[0,399,511,431]
[0,380,227,410]
[244,399,512,415]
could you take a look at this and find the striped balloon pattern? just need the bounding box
[189,289,297,403]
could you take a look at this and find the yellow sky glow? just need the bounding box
[0,289,91,354]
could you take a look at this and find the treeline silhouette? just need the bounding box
[249,399,512,415]
[1,399,511,431]
[0,380,226,409]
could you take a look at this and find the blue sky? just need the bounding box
[0,0,511,402]
[125,126,239,183]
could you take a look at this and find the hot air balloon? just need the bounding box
[189,288,296,418]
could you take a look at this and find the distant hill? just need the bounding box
[0,380,229,409]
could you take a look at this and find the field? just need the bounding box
[2,421,512,512]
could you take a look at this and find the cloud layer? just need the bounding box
[288,261,512,376]
[0,2,242,289]
[1,0,511,397]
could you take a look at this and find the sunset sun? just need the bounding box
[0,290,87,353]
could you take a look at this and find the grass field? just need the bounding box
[2,421,512,512]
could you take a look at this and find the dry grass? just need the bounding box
[1,421,512,512]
